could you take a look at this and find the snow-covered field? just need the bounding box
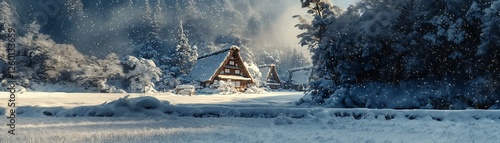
[1,91,500,143]
[0,91,303,108]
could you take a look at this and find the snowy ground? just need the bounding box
[0,91,303,108]
[1,91,500,143]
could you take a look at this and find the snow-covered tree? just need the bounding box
[295,0,337,49]
[72,53,125,92]
[298,0,500,109]
[62,0,84,20]
[0,1,18,80]
[296,0,344,83]
[0,0,18,31]
[136,0,165,60]
[478,1,500,55]
[122,56,162,93]
[171,20,198,75]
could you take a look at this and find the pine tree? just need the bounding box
[0,0,18,39]
[137,0,165,60]
[296,0,340,82]
[295,0,337,50]
[172,20,198,75]
[478,0,500,55]
[478,0,500,82]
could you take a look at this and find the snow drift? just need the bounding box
[17,95,171,117]
[14,95,500,122]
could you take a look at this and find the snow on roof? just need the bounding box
[197,46,239,60]
[257,64,274,68]
[265,83,281,86]
[198,47,231,60]
[243,62,256,82]
[291,69,311,84]
[217,75,252,81]
[189,49,231,81]
[288,65,313,72]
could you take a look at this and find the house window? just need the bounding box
[233,81,241,87]
[225,69,230,73]
[229,61,234,65]
[235,70,240,75]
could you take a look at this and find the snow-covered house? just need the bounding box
[189,46,254,92]
[259,64,281,89]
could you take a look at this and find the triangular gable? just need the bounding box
[209,46,254,84]
[266,64,281,83]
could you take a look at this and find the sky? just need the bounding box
[334,0,360,9]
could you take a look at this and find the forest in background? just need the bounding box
[0,0,310,93]
[3,0,499,109]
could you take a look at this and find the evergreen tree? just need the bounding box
[298,0,500,108]
[478,0,500,82]
[137,0,165,60]
[295,0,339,82]
[172,20,198,75]
[478,0,500,55]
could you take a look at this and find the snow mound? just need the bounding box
[17,95,172,117]
[224,108,242,117]
[274,116,293,125]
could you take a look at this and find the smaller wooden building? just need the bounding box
[263,64,281,89]
[189,46,254,92]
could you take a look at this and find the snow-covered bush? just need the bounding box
[300,78,500,109]
[10,22,88,87]
[274,116,293,125]
[209,80,239,95]
[72,53,125,92]
[1,22,126,92]
[122,56,162,93]
[244,84,266,94]
[157,75,181,92]
[224,108,242,117]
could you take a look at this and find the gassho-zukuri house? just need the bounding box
[189,46,254,92]
[259,64,281,89]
